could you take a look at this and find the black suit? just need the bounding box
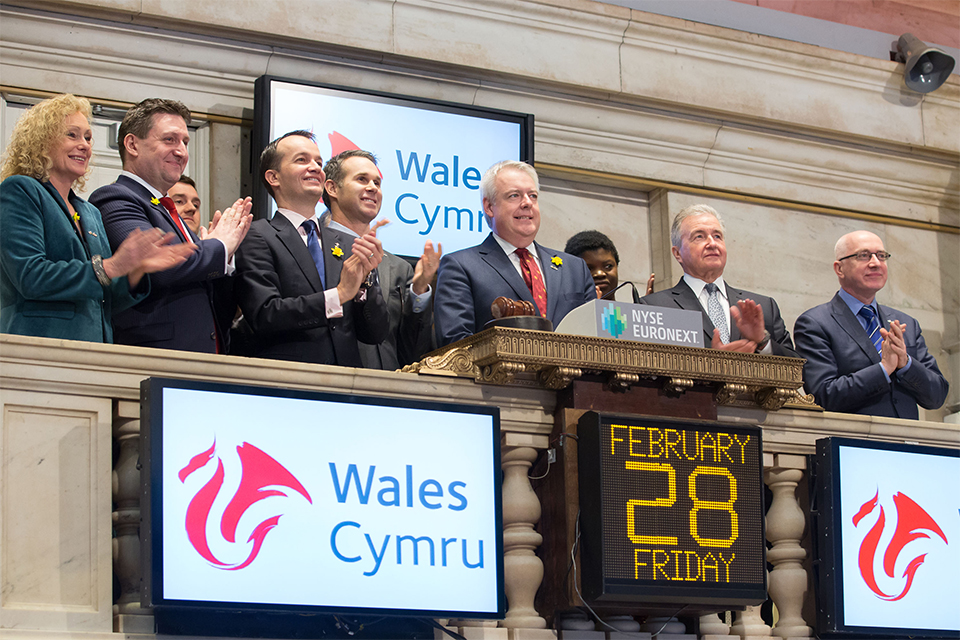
[794,293,948,418]
[90,175,230,353]
[358,251,434,371]
[234,214,388,366]
[639,278,798,357]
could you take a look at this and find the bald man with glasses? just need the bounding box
[794,230,948,419]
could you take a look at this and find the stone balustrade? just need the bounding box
[2,334,958,639]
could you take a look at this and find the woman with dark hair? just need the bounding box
[1,94,193,342]
[565,230,655,300]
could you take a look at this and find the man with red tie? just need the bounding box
[435,160,595,346]
[91,98,251,352]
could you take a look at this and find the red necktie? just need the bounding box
[158,196,221,353]
[159,196,191,241]
[515,247,547,317]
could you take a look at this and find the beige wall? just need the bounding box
[1,0,957,418]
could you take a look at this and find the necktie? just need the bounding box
[301,219,326,288]
[704,282,729,344]
[159,196,190,240]
[858,305,883,354]
[515,247,547,317]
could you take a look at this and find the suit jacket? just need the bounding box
[639,278,798,357]
[234,214,388,367]
[435,233,595,346]
[358,251,434,371]
[90,175,229,352]
[1,176,145,342]
[794,293,948,419]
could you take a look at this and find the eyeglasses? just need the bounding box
[838,250,891,263]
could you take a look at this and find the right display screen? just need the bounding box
[814,437,960,637]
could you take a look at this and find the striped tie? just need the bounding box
[858,305,883,354]
[515,247,547,317]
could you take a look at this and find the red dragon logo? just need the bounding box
[852,490,948,601]
[179,440,313,570]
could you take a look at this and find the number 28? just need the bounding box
[624,462,739,548]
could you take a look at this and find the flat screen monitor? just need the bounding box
[813,437,959,638]
[141,377,503,634]
[253,76,534,258]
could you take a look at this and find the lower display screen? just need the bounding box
[577,412,766,606]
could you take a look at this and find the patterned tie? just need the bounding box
[704,282,729,344]
[159,196,191,240]
[858,305,883,354]
[515,247,547,317]
[301,219,326,288]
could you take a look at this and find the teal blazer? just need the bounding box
[0,175,146,342]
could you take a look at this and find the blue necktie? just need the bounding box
[301,219,325,288]
[858,305,883,354]
[704,282,729,344]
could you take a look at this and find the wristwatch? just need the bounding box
[755,330,771,352]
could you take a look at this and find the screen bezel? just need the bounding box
[141,376,504,621]
[813,436,959,638]
[252,75,535,235]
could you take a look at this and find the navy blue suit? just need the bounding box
[90,175,229,352]
[435,233,595,346]
[794,293,948,418]
[234,214,388,367]
[639,279,798,357]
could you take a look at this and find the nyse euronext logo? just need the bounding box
[601,303,627,338]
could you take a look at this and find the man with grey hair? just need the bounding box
[639,204,797,356]
[794,230,947,418]
[434,160,595,346]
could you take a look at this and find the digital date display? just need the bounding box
[577,412,766,607]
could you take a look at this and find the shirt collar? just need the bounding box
[120,170,164,199]
[276,208,319,231]
[493,233,537,259]
[683,274,726,300]
[838,287,876,315]
[327,218,360,238]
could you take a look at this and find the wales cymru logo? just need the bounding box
[852,490,948,601]
[601,303,627,338]
[179,440,312,570]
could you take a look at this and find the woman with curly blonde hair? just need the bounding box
[1,94,194,342]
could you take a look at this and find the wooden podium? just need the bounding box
[407,326,811,624]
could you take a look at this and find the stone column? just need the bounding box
[113,400,153,633]
[730,607,770,638]
[764,454,812,639]
[699,612,731,638]
[500,445,547,630]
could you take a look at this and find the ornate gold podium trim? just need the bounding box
[403,327,816,411]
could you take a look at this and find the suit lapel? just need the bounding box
[116,175,190,242]
[272,215,325,292]
[669,280,714,344]
[322,225,350,291]
[536,243,561,319]
[830,294,880,363]
[478,234,534,304]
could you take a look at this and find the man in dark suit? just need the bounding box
[794,230,948,419]
[435,160,595,346]
[234,131,388,366]
[90,98,251,353]
[639,204,797,356]
[322,150,438,370]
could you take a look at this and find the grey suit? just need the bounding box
[639,278,798,357]
[794,293,948,418]
[358,251,433,370]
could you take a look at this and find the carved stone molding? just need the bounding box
[411,327,804,410]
